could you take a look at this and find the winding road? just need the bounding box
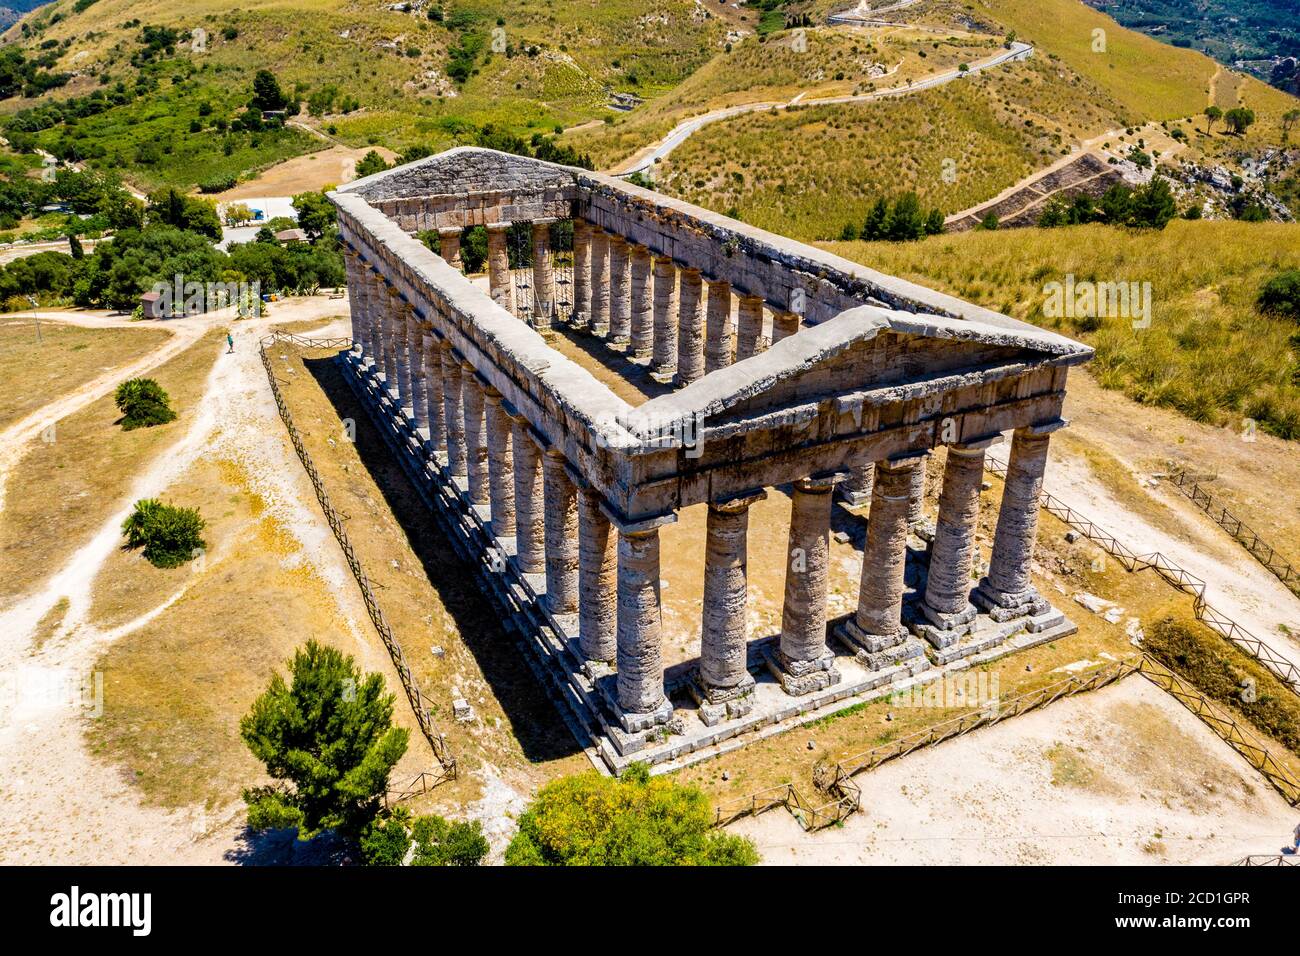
[615,39,1033,176]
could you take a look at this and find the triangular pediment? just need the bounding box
[339,146,576,203]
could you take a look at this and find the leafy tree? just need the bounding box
[291,190,334,240]
[251,69,289,112]
[977,212,999,231]
[114,376,177,429]
[1099,183,1134,224]
[1128,177,1177,229]
[1223,106,1255,136]
[862,196,890,240]
[1258,270,1300,322]
[121,498,205,568]
[359,807,489,866]
[885,191,925,241]
[1203,105,1222,133]
[355,150,389,178]
[147,189,222,239]
[505,765,759,866]
[240,640,409,840]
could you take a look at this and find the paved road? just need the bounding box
[616,41,1033,176]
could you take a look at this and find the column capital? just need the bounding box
[598,503,677,536]
[530,217,559,227]
[950,433,1003,454]
[1024,418,1069,437]
[709,488,767,513]
[794,470,849,493]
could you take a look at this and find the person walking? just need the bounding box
[226,332,234,354]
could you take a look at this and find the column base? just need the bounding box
[590,322,610,338]
[649,366,677,384]
[613,694,674,735]
[972,579,1050,622]
[687,672,756,726]
[835,619,931,672]
[606,335,630,351]
[838,486,872,507]
[911,600,979,650]
[763,646,841,697]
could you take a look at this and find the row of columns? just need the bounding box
[346,247,1056,729]
[434,222,560,330]
[570,219,803,387]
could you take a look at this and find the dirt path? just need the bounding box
[730,677,1298,865]
[0,297,388,865]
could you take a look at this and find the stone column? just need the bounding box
[440,344,467,479]
[917,440,998,645]
[908,456,928,529]
[461,364,489,506]
[542,449,579,616]
[438,227,463,271]
[735,294,764,362]
[975,426,1055,618]
[629,245,654,360]
[775,475,842,695]
[840,458,874,506]
[651,255,677,377]
[424,335,445,452]
[366,271,385,373]
[509,412,545,575]
[837,456,929,671]
[344,251,368,355]
[484,389,516,537]
[616,523,671,724]
[383,287,401,397]
[486,222,515,315]
[608,235,631,346]
[675,268,705,387]
[772,309,801,344]
[588,227,610,337]
[531,220,556,330]
[696,491,765,722]
[399,308,418,415]
[704,279,733,373]
[571,219,591,328]
[410,328,430,434]
[578,487,617,663]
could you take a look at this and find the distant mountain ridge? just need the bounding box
[0,0,53,32]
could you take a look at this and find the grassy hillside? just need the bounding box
[828,219,1300,438]
[654,52,1130,239]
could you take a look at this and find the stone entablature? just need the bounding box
[330,147,1091,769]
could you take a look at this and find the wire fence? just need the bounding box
[983,458,1300,698]
[1165,467,1300,599]
[258,332,457,795]
[512,260,575,328]
[1230,855,1298,866]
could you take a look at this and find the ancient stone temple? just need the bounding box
[328,147,1092,772]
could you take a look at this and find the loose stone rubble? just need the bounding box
[329,147,1091,772]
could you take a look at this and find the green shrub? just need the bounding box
[114,377,176,429]
[1259,270,1300,322]
[121,497,205,568]
[197,175,236,194]
[359,807,488,866]
[1143,611,1300,753]
[505,764,758,866]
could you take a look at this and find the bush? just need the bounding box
[197,175,236,194]
[114,377,176,429]
[505,764,759,866]
[121,498,205,568]
[240,640,409,840]
[1259,270,1300,322]
[1143,611,1300,753]
[359,807,488,866]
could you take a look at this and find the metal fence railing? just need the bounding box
[1166,467,1300,599]
[983,458,1300,698]
[258,332,457,795]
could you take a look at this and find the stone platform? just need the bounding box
[338,352,1076,774]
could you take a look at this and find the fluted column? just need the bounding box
[651,255,677,377]
[840,458,874,506]
[509,411,545,575]
[837,456,928,669]
[908,456,928,529]
[608,235,631,346]
[461,364,489,506]
[578,487,617,663]
[975,427,1055,616]
[399,307,418,414]
[424,334,445,452]
[629,245,654,359]
[410,328,430,434]
[531,219,556,329]
[588,228,610,337]
[772,310,801,344]
[542,449,579,616]
[704,279,733,373]
[616,524,670,722]
[484,389,516,537]
[366,271,385,373]
[438,227,462,271]
[486,222,515,315]
[675,267,705,386]
[735,294,764,361]
[775,475,842,695]
[698,491,765,709]
[382,287,401,397]
[571,219,591,328]
[440,344,466,479]
[344,251,368,356]
[917,441,998,645]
